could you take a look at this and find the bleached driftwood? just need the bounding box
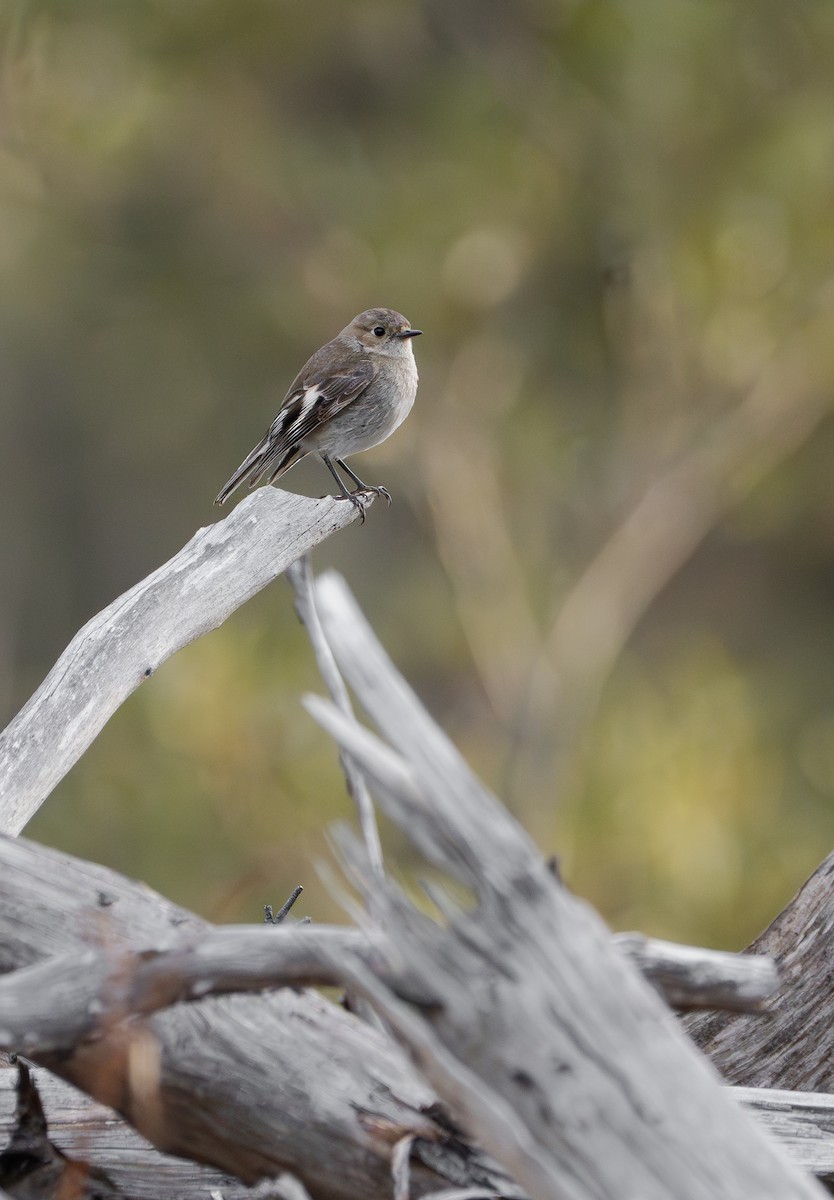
[0,488,367,836]
[0,1065,252,1200]
[685,850,834,1093]
[0,839,788,1197]
[736,1088,834,1191]
[296,573,822,1199]
[0,483,828,1198]
[615,931,778,1012]
[287,555,384,882]
[0,832,520,1200]
[0,918,779,1055]
[5,1064,834,1197]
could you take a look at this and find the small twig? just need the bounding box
[392,1133,415,1200]
[419,1191,504,1200]
[244,1174,315,1200]
[265,886,304,925]
[287,555,384,884]
[418,879,466,924]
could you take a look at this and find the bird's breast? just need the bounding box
[309,354,418,457]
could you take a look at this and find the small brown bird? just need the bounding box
[214,307,421,516]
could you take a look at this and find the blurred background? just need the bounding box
[2,0,834,947]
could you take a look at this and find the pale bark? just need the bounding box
[0,487,365,835]
[0,1064,249,1200]
[684,850,834,1093]
[615,931,778,1012]
[0,836,824,1198]
[0,915,778,1053]
[0,833,517,1200]
[0,489,828,1199]
[293,572,822,1200]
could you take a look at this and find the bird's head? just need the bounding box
[345,308,422,355]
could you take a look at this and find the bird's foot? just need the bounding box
[360,484,392,506]
[334,489,370,524]
[334,485,392,522]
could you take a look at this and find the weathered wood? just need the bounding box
[0,487,367,836]
[0,1061,120,1198]
[8,1070,819,1200]
[0,893,778,1057]
[287,556,383,881]
[304,570,823,1200]
[684,850,834,1091]
[615,931,779,1011]
[0,515,826,1200]
[0,926,378,1055]
[738,1088,834,1189]
[0,1065,268,1200]
[0,834,522,1200]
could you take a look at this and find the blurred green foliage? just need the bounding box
[3,1,834,945]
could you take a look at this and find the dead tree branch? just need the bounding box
[287,555,384,882]
[0,488,368,836]
[0,833,519,1200]
[303,571,822,1200]
[0,880,778,1063]
[0,1065,309,1200]
[0,507,830,1198]
[684,849,834,1092]
[615,931,778,1012]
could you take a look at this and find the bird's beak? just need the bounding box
[397,328,422,339]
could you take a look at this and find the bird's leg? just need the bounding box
[335,458,392,506]
[320,454,368,523]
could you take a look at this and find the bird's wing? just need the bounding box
[214,361,376,505]
[269,360,377,452]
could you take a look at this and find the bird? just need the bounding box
[214,307,421,518]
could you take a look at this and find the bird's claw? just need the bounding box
[334,484,393,522]
[335,489,370,524]
[358,484,392,506]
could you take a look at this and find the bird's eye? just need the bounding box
[373,326,386,337]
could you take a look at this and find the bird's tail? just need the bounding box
[214,437,302,506]
[214,434,269,505]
